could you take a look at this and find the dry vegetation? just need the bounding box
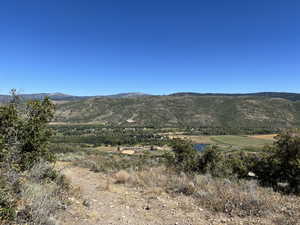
[126,167,300,223]
[1,161,70,225]
[0,95,71,225]
[114,170,131,184]
[53,148,300,225]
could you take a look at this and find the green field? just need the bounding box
[171,134,275,151]
[210,135,273,148]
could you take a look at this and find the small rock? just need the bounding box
[83,199,91,208]
[248,171,256,177]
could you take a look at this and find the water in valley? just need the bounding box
[194,143,208,152]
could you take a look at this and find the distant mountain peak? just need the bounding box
[104,92,150,98]
[48,92,72,97]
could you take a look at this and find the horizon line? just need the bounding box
[1,91,300,97]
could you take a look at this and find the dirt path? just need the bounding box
[55,162,221,225]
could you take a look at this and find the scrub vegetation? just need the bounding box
[0,91,69,225]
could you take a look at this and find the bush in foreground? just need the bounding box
[168,133,300,194]
[0,91,68,224]
[253,132,300,194]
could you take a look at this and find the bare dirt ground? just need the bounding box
[56,162,209,225]
[55,162,277,225]
[249,134,278,140]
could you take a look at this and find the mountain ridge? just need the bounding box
[0,92,151,102]
[53,94,300,127]
[2,91,300,127]
[1,91,300,102]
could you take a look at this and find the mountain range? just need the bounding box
[1,92,300,127]
[1,91,300,102]
[0,92,150,102]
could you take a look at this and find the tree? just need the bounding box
[168,139,199,172]
[273,133,300,193]
[0,91,55,170]
[253,132,300,194]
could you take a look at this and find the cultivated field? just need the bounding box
[211,135,274,147]
[169,134,275,149]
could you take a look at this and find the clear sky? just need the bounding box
[1,0,300,95]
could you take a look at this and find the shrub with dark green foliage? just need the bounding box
[0,90,55,170]
[166,139,199,172]
[226,152,256,179]
[197,146,223,175]
[18,98,55,169]
[167,140,231,177]
[166,132,300,195]
[0,90,56,222]
[0,178,16,221]
[253,132,300,194]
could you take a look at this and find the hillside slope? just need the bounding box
[54,95,300,127]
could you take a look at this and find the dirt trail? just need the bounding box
[56,162,268,225]
[55,162,215,225]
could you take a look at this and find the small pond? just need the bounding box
[194,143,208,152]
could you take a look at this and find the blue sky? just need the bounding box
[1,0,300,95]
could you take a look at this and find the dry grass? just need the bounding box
[125,167,300,222]
[105,177,112,191]
[129,167,170,190]
[56,152,86,162]
[17,182,60,225]
[193,178,273,217]
[114,170,130,184]
[15,161,70,225]
[93,146,117,152]
[65,151,300,224]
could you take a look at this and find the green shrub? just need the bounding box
[48,143,83,154]
[0,90,62,224]
[167,139,199,172]
[226,152,256,178]
[0,189,16,221]
[166,133,300,195]
[0,177,16,221]
[252,132,300,194]
[0,91,55,170]
[197,146,227,176]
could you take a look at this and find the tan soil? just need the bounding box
[249,134,278,140]
[121,150,135,155]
